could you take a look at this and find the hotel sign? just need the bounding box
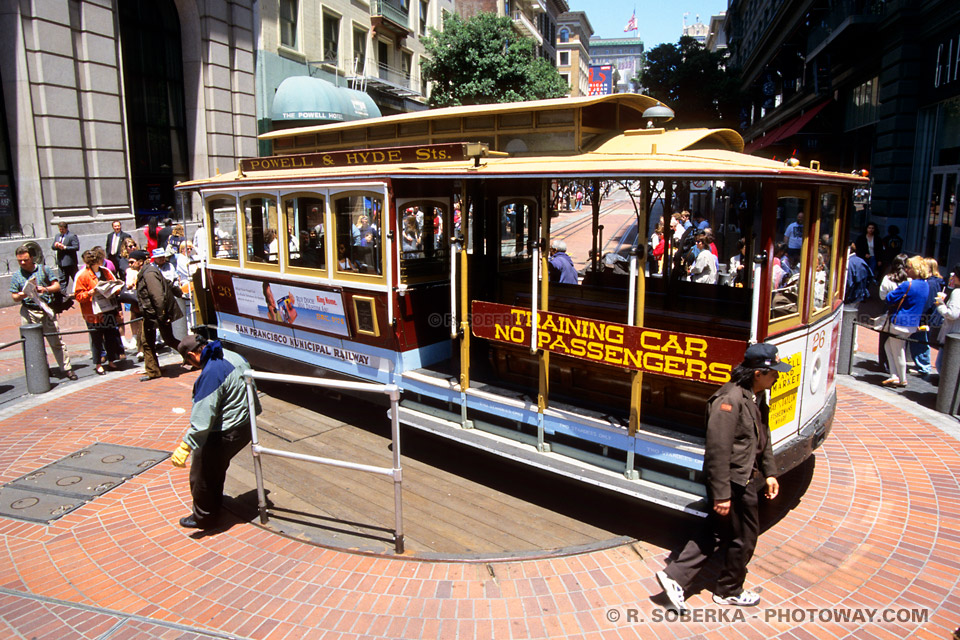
[240,143,474,173]
[471,301,744,384]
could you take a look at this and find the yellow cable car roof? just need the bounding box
[258,93,668,142]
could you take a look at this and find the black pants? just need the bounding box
[189,425,252,526]
[664,473,761,597]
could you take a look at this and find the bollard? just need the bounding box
[936,333,960,415]
[837,305,858,375]
[172,297,188,342]
[20,323,52,394]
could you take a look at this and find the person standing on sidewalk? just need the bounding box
[129,249,182,381]
[9,246,77,381]
[170,335,261,529]
[656,343,790,611]
[51,221,80,293]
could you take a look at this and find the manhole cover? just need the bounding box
[0,443,170,524]
[57,443,168,477]
[0,487,84,523]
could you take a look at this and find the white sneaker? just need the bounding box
[656,570,688,612]
[713,590,761,606]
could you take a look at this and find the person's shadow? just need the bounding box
[188,488,267,538]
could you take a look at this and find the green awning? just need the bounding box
[271,76,381,122]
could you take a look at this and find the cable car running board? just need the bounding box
[393,403,709,518]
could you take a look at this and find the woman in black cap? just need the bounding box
[656,342,791,612]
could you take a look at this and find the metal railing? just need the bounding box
[242,370,405,553]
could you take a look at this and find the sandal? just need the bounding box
[881,378,906,387]
[95,365,106,375]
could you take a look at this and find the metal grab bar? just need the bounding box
[242,370,405,553]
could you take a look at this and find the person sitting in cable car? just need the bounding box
[337,243,357,272]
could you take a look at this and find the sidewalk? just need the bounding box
[0,311,958,637]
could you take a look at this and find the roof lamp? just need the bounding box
[642,105,675,129]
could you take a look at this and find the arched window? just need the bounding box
[559,28,569,43]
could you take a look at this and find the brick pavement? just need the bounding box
[0,357,958,638]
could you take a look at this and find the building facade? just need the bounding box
[258,0,454,151]
[0,0,257,274]
[556,11,593,97]
[455,0,569,64]
[588,37,644,93]
[726,0,960,268]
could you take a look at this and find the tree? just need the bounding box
[639,36,741,129]
[422,11,569,107]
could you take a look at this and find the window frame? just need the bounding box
[331,188,388,285]
[239,193,282,273]
[767,188,812,336]
[809,187,844,322]
[322,10,341,66]
[205,194,240,267]
[279,0,299,51]
[281,191,330,278]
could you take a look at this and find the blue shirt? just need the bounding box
[887,279,929,328]
[785,221,803,250]
[10,264,57,308]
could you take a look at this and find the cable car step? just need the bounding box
[394,403,709,517]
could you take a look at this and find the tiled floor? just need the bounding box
[0,363,958,638]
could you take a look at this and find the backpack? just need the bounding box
[40,266,74,314]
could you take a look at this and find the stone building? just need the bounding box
[0,0,257,282]
[727,0,960,266]
[588,37,644,94]
[455,0,569,64]
[556,11,593,97]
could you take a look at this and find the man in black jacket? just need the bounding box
[129,249,183,381]
[656,343,791,611]
[105,221,131,278]
[51,222,80,292]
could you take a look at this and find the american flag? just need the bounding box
[624,11,638,32]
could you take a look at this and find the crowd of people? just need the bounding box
[9,217,199,384]
[847,223,960,386]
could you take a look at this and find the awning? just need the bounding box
[271,76,381,123]
[743,100,830,154]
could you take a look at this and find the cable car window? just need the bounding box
[399,199,448,279]
[499,199,536,267]
[771,194,808,321]
[334,193,382,275]
[814,191,839,312]
[283,194,326,271]
[206,196,238,261]
[242,195,280,265]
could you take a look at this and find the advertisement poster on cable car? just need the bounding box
[231,276,349,336]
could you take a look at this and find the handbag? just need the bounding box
[880,280,911,333]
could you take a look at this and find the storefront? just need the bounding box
[911,26,960,271]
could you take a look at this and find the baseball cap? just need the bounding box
[177,335,201,357]
[742,343,792,372]
[129,250,148,261]
[151,248,166,259]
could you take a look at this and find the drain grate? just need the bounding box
[0,443,170,523]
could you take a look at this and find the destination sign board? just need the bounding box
[240,143,474,173]
[471,301,745,384]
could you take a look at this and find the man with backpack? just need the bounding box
[9,245,77,381]
[128,249,183,381]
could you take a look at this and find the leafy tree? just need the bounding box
[422,11,569,107]
[639,36,741,129]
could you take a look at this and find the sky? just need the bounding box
[564,0,728,48]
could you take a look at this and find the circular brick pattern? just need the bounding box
[0,374,957,639]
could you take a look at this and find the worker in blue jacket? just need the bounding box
[171,336,261,529]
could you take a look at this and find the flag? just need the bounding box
[624,11,638,32]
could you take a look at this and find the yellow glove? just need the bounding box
[171,441,192,468]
